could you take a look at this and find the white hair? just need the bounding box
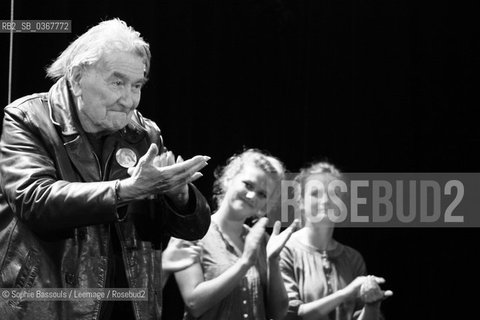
[46,18,151,81]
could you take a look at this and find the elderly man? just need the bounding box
[0,19,211,319]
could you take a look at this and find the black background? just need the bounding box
[1,0,479,319]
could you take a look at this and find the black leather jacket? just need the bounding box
[0,78,211,319]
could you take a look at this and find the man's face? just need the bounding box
[74,51,147,133]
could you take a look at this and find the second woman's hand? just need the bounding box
[360,275,393,304]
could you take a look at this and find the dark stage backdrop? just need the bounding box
[0,0,479,319]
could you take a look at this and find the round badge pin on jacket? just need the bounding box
[116,148,138,168]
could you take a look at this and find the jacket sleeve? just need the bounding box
[162,183,211,240]
[0,105,120,234]
[129,183,211,247]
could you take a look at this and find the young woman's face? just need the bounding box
[301,173,340,226]
[224,165,275,219]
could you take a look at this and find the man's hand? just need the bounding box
[153,150,199,208]
[153,151,200,204]
[117,144,209,202]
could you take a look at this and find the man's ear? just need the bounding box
[69,66,84,96]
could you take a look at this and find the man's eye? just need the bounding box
[133,83,143,90]
[112,80,124,87]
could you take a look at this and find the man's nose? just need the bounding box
[119,86,135,109]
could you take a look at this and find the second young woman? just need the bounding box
[279,162,392,320]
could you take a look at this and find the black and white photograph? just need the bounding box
[0,0,478,319]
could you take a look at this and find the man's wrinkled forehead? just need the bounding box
[94,51,148,81]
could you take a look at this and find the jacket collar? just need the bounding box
[47,77,79,136]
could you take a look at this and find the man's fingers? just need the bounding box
[161,172,203,194]
[166,151,175,166]
[153,155,163,167]
[373,276,386,284]
[128,145,161,175]
[173,155,209,172]
[384,290,393,297]
[190,172,203,183]
[163,155,209,178]
[142,144,159,164]
[147,154,210,194]
[153,157,207,192]
[177,155,184,163]
[154,151,176,167]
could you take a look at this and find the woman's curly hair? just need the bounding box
[212,149,285,212]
